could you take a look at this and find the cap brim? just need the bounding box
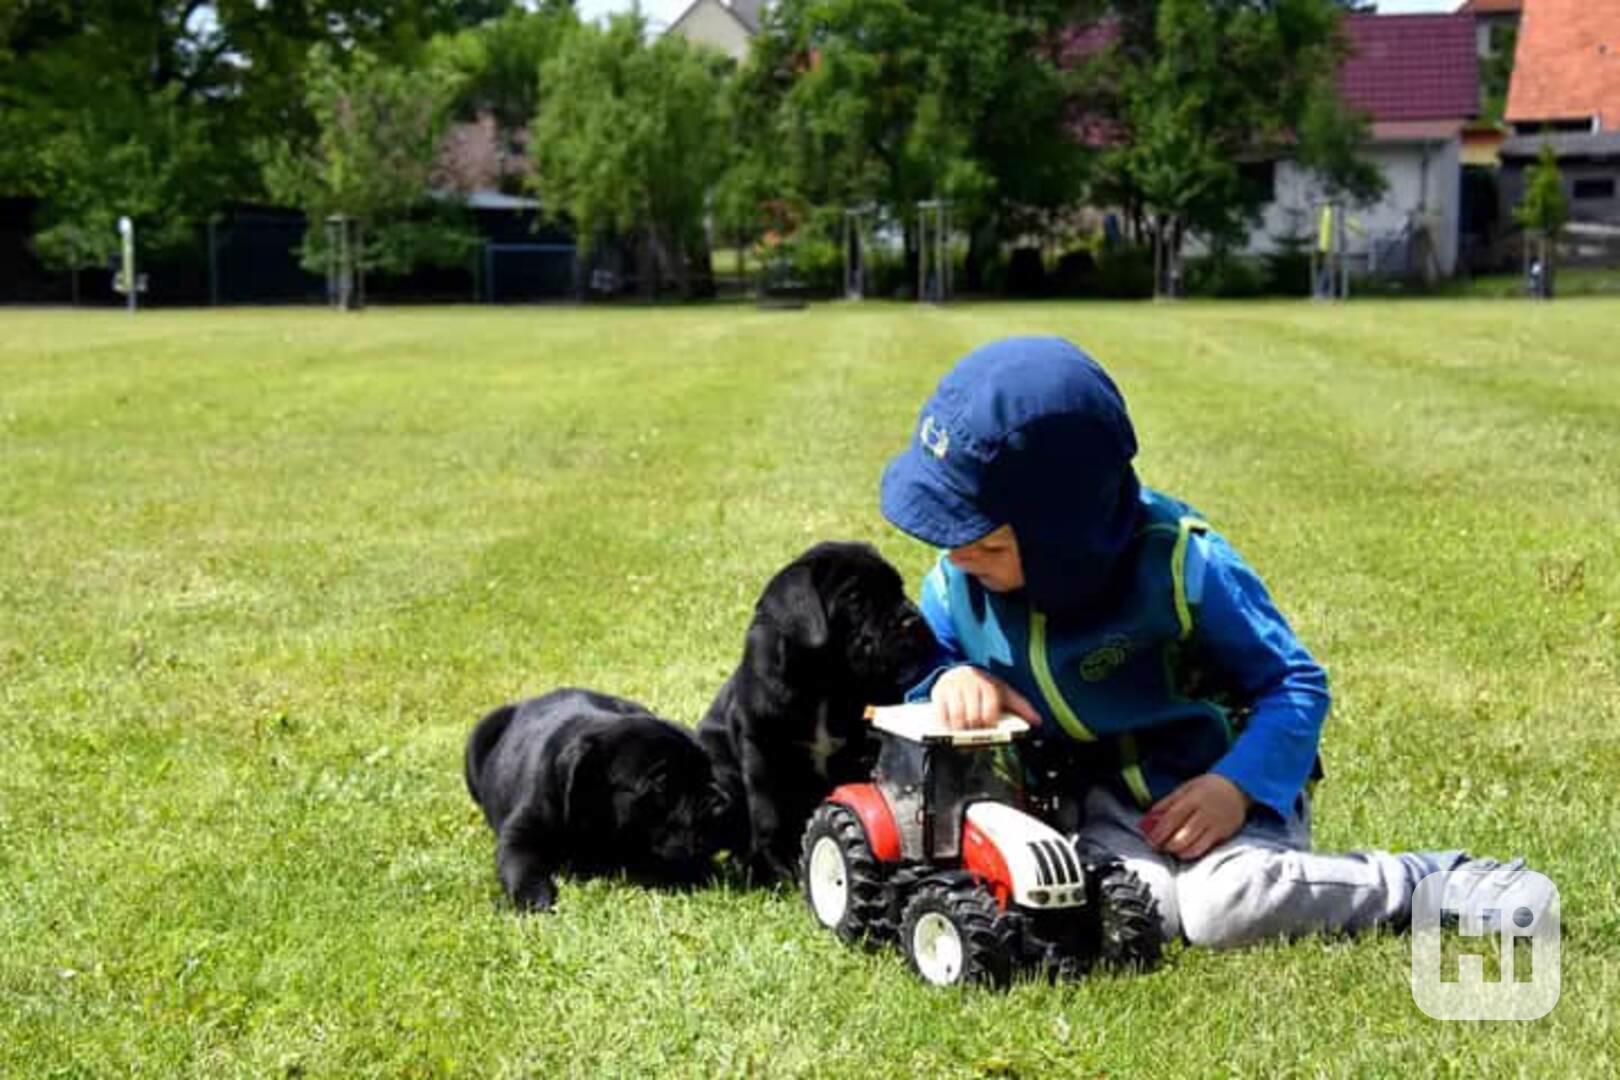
[880,449,1000,549]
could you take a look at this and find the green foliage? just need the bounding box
[1184,254,1268,299]
[1481,25,1518,125]
[0,1,233,267]
[1,0,497,270]
[1093,244,1155,298]
[433,2,580,130]
[1296,78,1384,205]
[1094,0,1383,281]
[530,14,731,293]
[1514,142,1569,240]
[24,88,215,271]
[725,0,1087,259]
[259,45,475,276]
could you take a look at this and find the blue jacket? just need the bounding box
[880,337,1328,819]
[910,488,1329,820]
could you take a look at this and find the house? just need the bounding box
[666,0,763,63]
[1504,0,1620,133]
[1460,0,1523,61]
[1500,0,1620,228]
[1245,14,1479,279]
[1458,0,1523,165]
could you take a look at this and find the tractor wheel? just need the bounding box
[800,803,888,947]
[899,878,1014,989]
[1087,861,1164,972]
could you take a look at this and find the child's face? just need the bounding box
[947,525,1025,593]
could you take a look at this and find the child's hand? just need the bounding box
[1140,774,1252,861]
[931,665,1041,730]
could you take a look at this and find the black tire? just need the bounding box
[1087,861,1164,972]
[800,803,887,947]
[899,877,1014,989]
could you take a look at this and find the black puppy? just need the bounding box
[697,541,936,882]
[465,688,722,911]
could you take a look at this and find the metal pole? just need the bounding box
[118,216,135,315]
[917,211,924,302]
[208,218,219,306]
[842,211,850,299]
[1337,204,1349,301]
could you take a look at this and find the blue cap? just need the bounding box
[880,337,1140,615]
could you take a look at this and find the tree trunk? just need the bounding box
[640,229,658,301]
[904,217,919,301]
[673,230,691,300]
[963,215,996,295]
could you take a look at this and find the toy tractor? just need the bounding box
[800,703,1163,988]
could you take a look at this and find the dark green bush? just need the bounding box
[1264,250,1313,296]
[1005,246,1047,297]
[1092,246,1152,299]
[1185,255,1267,298]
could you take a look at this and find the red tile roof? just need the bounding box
[1338,14,1480,123]
[1505,0,1620,130]
[1459,0,1523,15]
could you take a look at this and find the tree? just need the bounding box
[1514,141,1568,297]
[725,0,1089,290]
[1088,0,1383,296]
[259,44,476,291]
[435,2,579,132]
[1,1,239,271]
[530,13,731,298]
[1,0,502,276]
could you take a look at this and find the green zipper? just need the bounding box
[1028,610,1095,742]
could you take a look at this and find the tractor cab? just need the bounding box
[865,704,1028,863]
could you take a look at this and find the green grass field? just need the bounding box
[3,301,1617,1077]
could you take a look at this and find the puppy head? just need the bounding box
[561,720,722,880]
[752,541,936,699]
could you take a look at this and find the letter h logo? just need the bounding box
[1411,870,1560,1021]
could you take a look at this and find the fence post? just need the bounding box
[208,218,220,306]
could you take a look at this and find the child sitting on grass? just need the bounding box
[879,336,1542,947]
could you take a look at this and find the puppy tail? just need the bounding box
[464,703,518,804]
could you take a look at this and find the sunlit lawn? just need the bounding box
[2,299,1617,1076]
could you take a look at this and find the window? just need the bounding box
[1573,178,1616,201]
[1513,118,1598,136]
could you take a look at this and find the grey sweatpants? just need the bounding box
[1075,787,1433,948]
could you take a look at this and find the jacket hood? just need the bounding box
[880,336,1140,617]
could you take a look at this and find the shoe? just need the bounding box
[1424,856,1553,933]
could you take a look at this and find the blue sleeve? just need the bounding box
[905,558,971,702]
[1190,533,1330,820]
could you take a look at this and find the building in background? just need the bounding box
[1460,0,1523,61]
[666,0,763,62]
[1244,13,1478,280]
[1504,0,1620,133]
[1500,0,1620,237]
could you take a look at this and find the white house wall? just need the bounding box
[669,1,753,61]
[1244,139,1462,277]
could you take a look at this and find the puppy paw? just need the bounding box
[746,852,799,889]
[511,878,559,913]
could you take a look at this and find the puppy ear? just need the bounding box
[556,731,606,828]
[757,564,829,649]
